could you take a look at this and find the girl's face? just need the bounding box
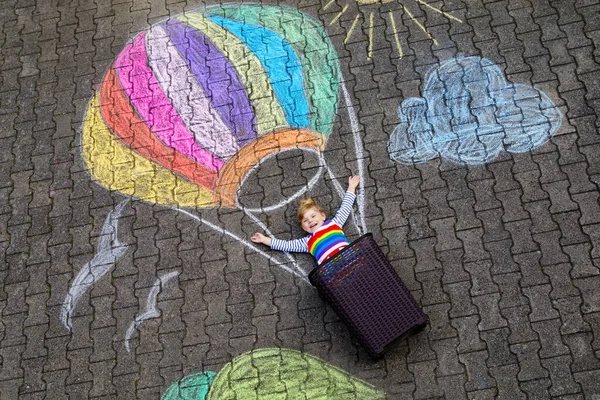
[300,207,327,234]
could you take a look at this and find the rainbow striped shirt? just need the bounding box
[271,192,356,265]
[307,221,349,264]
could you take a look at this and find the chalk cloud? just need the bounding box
[388,56,563,165]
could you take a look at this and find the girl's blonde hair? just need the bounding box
[297,197,325,222]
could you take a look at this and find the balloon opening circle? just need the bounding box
[236,147,325,213]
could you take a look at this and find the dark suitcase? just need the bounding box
[308,233,428,358]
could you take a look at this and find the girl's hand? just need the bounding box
[347,175,360,193]
[251,232,271,246]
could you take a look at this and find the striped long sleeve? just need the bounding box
[331,192,356,227]
[271,236,310,253]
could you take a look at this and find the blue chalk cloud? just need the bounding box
[388,56,563,165]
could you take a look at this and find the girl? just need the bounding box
[251,176,360,265]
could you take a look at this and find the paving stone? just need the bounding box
[515,170,549,202]
[470,179,502,211]
[524,284,560,322]
[459,350,496,392]
[449,197,482,231]
[481,328,517,367]
[524,200,558,233]
[299,307,330,344]
[519,378,552,400]
[569,194,600,230]
[20,356,46,394]
[563,333,600,372]
[408,361,444,399]
[564,243,600,278]
[473,293,508,331]
[554,211,591,246]
[438,374,468,399]
[22,324,48,360]
[204,323,235,361]
[416,269,449,306]
[410,237,443,272]
[553,296,591,335]
[496,190,530,222]
[532,318,571,359]
[502,305,539,344]
[486,239,522,275]
[562,165,598,195]
[423,189,454,221]
[583,224,600,259]
[89,360,117,398]
[406,325,437,363]
[405,209,434,242]
[430,217,462,251]
[544,263,581,301]
[446,281,478,318]
[489,364,526,400]
[439,249,470,284]
[511,341,549,381]
[457,228,490,263]
[465,260,499,296]
[66,347,93,386]
[42,369,69,400]
[541,355,582,397]
[424,303,456,340]
[383,226,414,261]
[393,258,421,292]
[65,382,92,400]
[430,337,464,377]
[574,277,600,315]
[451,315,486,353]
[573,370,600,399]
[228,302,256,339]
[534,230,571,266]
[494,273,528,309]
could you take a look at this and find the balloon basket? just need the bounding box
[308,233,428,359]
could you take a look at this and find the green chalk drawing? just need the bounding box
[162,371,216,400]
[207,348,386,399]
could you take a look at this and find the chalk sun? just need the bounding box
[324,0,462,60]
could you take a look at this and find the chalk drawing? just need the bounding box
[82,5,340,209]
[388,56,563,165]
[326,0,462,60]
[80,4,368,282]
[162,372,216,400]
[61,199,129,330]
[161,348,385,399]
[125,271,179,352]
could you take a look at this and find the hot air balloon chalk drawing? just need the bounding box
[74,3,369,308]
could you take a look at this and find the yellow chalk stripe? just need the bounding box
[82,95,215,208]
[404,6,439,46]
[179,13,288,136]
[344,15,360,44]
[388,11,403,59]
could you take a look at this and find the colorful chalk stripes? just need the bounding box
[82,5,340,208]
[307,221,350,265]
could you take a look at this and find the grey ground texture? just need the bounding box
[2,0,600,398]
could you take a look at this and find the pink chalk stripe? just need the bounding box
[114,32,224,171]
[145,26,239,160]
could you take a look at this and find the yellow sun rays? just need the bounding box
[325,0,463,60]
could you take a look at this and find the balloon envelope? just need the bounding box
[82,4,340,208]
